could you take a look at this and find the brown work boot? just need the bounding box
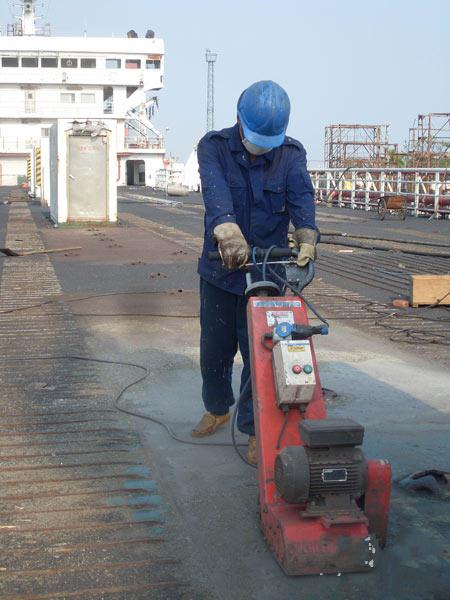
[191,412,230,437]
[246,435,257,466]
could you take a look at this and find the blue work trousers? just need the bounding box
[200,278,254,436]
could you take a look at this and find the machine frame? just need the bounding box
[245,254,391,576]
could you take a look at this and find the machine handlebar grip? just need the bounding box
[207,247,296,261]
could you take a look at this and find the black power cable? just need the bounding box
[230,378,255,468]
[0,291,199,318]
[0,355,247,449]
[276,408,290,450]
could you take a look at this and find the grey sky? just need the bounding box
[1,0,449,164]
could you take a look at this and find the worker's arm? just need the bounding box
[197,137,236,237]
[286,147,319,266]
[285,146,317,231]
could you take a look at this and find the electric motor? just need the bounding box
[274,418,368,505]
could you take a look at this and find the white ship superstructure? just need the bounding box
[0,0,165,186]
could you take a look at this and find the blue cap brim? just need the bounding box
[239,113,285,149]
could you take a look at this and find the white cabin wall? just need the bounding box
[0,86,107,119]
[49,123,58,221]
[40,136,51,207]
[144,156,165,186]
[0,34,166,190]
[0,156,27,186]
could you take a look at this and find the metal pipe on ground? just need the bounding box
[319,239,450,259]
[320,231,449,249]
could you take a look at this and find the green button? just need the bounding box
[303,364,313,374]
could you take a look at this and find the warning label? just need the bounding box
[266,311,295,327]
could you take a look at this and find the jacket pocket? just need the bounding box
[264,181,287,214]
[228,180,247,218]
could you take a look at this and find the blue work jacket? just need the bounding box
[197,123,317,295]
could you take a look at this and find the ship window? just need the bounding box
[106,58,121,69]
[61,58,78,68]
[81,93,96,103]
[22,57,39,68]
[61,93,76,103]
[126,86,138,98]
[81,58,96,68]
[2,57,19,67]
[126,59,141,69]
[145,59,160,69]
[41,57,58,67]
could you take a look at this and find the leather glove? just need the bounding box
[288,228,318,267]
[213,222,249,270]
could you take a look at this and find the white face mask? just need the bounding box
[242,138,272,156]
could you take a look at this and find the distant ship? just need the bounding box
[0,0,166,188]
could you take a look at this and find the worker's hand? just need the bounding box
[213,222,249,270]
[288,228,319,267]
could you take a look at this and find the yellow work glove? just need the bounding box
[288,228,318,267]
[213,222,249,270]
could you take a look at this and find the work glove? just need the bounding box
[213,222,249,270]
[288,228,319,267]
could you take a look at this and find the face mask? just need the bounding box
[242,138,272,156]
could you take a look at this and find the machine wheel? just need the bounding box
[378,198,387,220]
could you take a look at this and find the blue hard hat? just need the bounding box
[237,80,290,149]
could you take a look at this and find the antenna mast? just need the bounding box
[205,49,218,132]
[8,1,50,37]
[21,0,37,35]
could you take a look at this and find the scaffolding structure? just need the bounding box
[408,113,450,167]
[324,124,398,169]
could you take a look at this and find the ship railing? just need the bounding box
[124,137,164,150]
[0,137,38,152]
[5,23,51,36]
[309,167,450,218]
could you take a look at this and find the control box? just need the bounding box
[272,340,316,406]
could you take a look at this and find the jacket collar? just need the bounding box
[228,123,276,164]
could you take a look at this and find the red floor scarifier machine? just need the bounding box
[210,246,392,576]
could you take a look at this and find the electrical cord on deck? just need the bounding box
[230,377,256,468]
[0,291,199,318]
[0,355,247,450]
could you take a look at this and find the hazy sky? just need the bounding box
[1,0,449,164]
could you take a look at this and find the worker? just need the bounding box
[192,80,317,465]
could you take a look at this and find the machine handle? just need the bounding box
[207,247,297,261]
[291,324,328,339]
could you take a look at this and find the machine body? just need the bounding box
[247,294,391,576]
[207,247,391,575]
[272,339,317,405]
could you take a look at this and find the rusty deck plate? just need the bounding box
[0,203,196,599]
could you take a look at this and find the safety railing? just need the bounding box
[0,137,37,152]
[124,137,165,150]
[309,168,450,218]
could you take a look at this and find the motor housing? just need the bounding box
[275,419,368,507]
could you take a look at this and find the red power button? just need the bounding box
[292,364,302,374]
